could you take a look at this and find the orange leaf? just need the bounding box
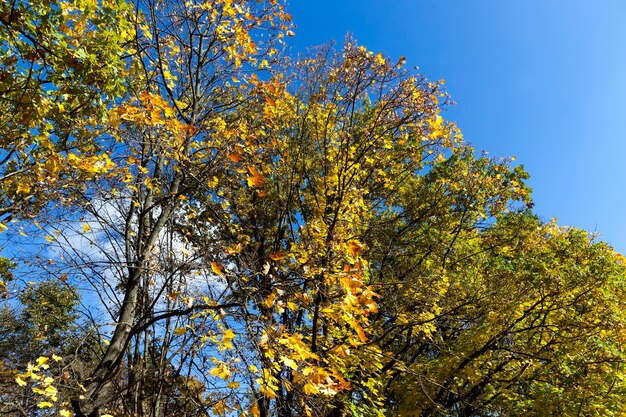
[248,165,261,177]
[355,325,367,342]
[348,319,368,342]
[247,165,265,187]
[269,252,287,261]
[211,261,225,275]
[346,241,365,257]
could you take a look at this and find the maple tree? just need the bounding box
[2,1,626,417]
[0,0,132,220]
[0,281,95,416]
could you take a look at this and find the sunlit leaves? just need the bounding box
[246,165,265,187]
[209,360,232,380]
[211,262,225,275]
[0,0,133,218]
[13,354,66,410]
[5,0,625,415]
[221,329,236,350]
[379,213,626,416]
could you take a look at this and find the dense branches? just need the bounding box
[1,1,625,417]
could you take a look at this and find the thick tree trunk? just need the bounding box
[73,180,180,415]
[73,266,142,416]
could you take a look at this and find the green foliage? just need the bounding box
[377,212,626,416]
[20,281,80,348]
[0,256,15,297]
[1,281,79,362]
[0,280,83,416]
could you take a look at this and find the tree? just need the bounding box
[5,0,294,415]
[3,2,626,417]
[376,212,626,416]
[0,280,89,416]
[0,0,133,219]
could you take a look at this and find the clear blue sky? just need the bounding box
[287,0,626,252]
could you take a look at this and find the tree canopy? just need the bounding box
[1,1,625,417]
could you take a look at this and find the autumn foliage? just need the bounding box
[1,1,626,416]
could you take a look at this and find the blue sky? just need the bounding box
[287,1,626,252]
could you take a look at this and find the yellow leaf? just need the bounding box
[15,376,27,386]
[227,381,240,389]
[16,182,31,194]
[224,243,243,255]
[303,382,319,395]
[213,399,227,416]
[208,176,219,188]
[221,329,236,349]
[52,354,62,362]
[209,362,231,379]
[211,261,225,275]
[174,327,187,335]
[264,292,277,308]
[44,156,62,175]
[36,357,49,367]
[60,410,71,417]
[27,371,41,380]
[83,223,91,233]
[258,382,277,398]
[281,356,298,370]
[163,69,176,80]
[37,402,54,408]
